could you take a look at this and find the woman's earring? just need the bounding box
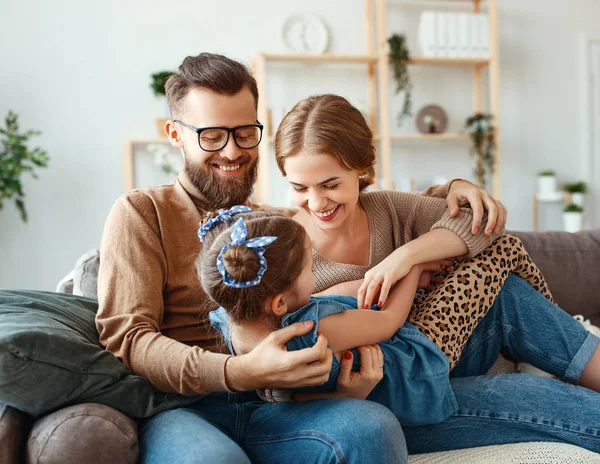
[359,173,368,179]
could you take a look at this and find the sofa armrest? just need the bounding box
[26,404,138,464]
[0,403,29,464]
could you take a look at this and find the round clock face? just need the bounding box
[282,14,329,54]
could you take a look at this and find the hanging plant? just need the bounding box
[465,113,496,188]
[388,33,413,127]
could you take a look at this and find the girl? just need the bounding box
[195,207,564,426]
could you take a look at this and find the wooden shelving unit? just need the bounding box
[375,0,501,194]
[123,138,170,192]
[250,0,501,203]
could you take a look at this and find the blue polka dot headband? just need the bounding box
[216,218,278,288]
[198,205,253,243]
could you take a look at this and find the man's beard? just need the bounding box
[182,143,258,209]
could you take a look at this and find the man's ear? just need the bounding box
[165,120,183,148]
[269,294,288,317]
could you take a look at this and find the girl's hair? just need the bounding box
[274,94,376,191]
[197,211,307,325]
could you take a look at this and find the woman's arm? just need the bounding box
[317,266,422,354]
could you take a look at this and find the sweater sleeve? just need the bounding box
[387,191,504,257]
[96,194,232,395]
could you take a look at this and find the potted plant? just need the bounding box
[537,170,557,199]
[388,33,412,127]
[563,203,584,233]
[0,111,50,222]
[563,181,587,206]
[464,113,495,188]
[150,71,175,138]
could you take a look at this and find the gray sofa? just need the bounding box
[1,229,599,463]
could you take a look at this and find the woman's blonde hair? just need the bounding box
[274,94,376,191]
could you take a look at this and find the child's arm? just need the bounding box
[317,265,423,354]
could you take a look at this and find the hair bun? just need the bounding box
[222,246,260,282]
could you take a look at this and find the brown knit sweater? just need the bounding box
[96,174,456,396]
[312,190,501,293]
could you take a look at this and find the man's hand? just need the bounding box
[447,179,507,235]
[225,321,332,391]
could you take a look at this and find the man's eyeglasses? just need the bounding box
[174,120,263,152]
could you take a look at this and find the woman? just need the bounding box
[273,94,600,453]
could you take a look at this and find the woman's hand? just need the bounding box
[357,257,452,309]
[357,251,414,309]
[334,345,384,399]
[447,179,507,235]
[292,345,384,402]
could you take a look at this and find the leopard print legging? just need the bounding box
[407,234,554,369]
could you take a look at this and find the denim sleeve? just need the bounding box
[208,308,234,354]
[282,298,351,352]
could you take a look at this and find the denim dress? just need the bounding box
[209,295,457,426]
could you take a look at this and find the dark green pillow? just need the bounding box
[0,289,197,418]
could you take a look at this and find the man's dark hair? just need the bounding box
[166,53,258,117]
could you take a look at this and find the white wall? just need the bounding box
[0,0,598,290]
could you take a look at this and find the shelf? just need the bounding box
[258,53,488,67]
[259,53,378,64]
[372,133,470,141]
[389,0,481,7]
[409,56,490,66]
[267,133,470,143]
[535,193,565,203]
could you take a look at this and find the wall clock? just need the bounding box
[282,14,330,54]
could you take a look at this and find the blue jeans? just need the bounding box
[140,276,600,462]
[404,275,600,454]
[139,391,407,463]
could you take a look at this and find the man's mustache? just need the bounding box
[208,154,251,166]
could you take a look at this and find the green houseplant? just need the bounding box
[563,203,584,233]
[150,71,175,138]
[0,111,49,222]
[464,113,495,188]
[388,33,412,127]
[563,182,587,194]
[537,170,558,199]
[563,182,587,207]
[150,71,174,98]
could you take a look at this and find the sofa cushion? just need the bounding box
[0,289,197,418]
[27,403,137,464]
[512,230,600,326]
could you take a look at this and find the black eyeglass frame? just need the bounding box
[173,120,264,152]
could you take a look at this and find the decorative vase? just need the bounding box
[537,175,557,198]
[563,212,583,233]
[571,192,584,206]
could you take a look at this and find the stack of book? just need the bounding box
[418,11,490,58]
